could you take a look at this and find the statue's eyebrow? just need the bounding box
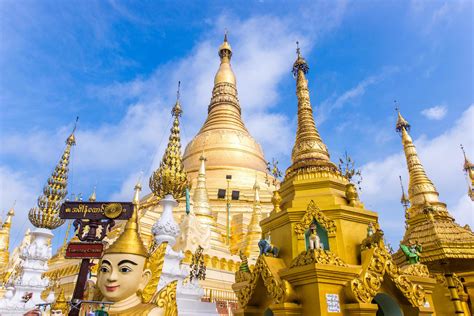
[102,260,112,266]
[118,259,138,266]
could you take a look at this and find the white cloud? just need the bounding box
[421,105,447,120]
[360,105,474,245]
[317,67,399,124]
[0,166,39,246]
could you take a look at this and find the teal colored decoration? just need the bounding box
[185,187,190,215]
[305,220,329,250]
[94,305,109,316]
[400,242,422,264]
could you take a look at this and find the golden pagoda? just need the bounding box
[232,45,439,316]
[392,111,474,315]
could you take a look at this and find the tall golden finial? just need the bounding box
[28,118,78,229]
[460,144,474,201]
[286,42,336,178]
[149,82,188,200]
[395,109,439,208]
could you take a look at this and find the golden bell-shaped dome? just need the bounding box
[183,34,268,179]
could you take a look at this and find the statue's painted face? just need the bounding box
[97,253,151,302]
[51,310,63,315]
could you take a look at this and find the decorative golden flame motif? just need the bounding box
[28,119,77,229]
[149,84,188,200]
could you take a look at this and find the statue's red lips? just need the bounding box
[105,285,120,292]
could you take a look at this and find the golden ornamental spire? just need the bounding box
[149,82,188,200]
[51,288,68,314]
[28,117,78,229]
[461,144,474,201]
[199,33,247,133]
[192,153,213,217]
[88,186,97,202]
[105,182,148,257]
[286,42,337,178]
[395,109,439,208]
[242,177,263,258]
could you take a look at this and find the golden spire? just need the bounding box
[0,204,14,275]
[88,186,97,202]
[286,42,337,178]
[149,82,188,200]
[3,204,15,229]
[242,176,262,258]
[51,288,68,314]
[192,153,212,217]
[247,176,262,232]
[395,109,439,207]
[461,144,474,200]
[28,117,78,229]
[105,182,148,257]
[199,33,247,133]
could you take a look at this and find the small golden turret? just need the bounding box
[28,117,78,229]
[88,186,97,202]
[286,42,338,179]
[51,288,68,314]
[461,144,474,201]
[399,175,410,215]
[149,82,188,200]
[395,110,440,209]
[242,177,263,258]
[193,154,213,218]
[0,205,15,277]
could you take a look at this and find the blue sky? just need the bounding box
[1,0,473,251]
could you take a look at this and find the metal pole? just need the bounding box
[69,259,90,316]
[226,176,231,245]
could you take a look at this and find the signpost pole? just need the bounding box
[69,259,91,316]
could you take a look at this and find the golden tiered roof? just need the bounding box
[394,111,474,271]
[285,44,339,180]
[28,118,77,229]
[149,83,188,200]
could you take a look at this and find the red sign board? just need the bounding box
[66,242,104,259]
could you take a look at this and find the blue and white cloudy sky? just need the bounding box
[1,0,473,250]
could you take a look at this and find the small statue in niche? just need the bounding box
[258,233,279,257]
[400,240,422,264]
[308,223,321,250]
[367,222,374,237]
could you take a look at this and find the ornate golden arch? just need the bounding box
[293,200,336,236]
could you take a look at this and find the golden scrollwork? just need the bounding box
[154,280,178,316]
[290,249,347,268]
[294,200,336,236]
[235,256,297,308]
[350,245,426,307]
[141,242,168,303]
[400,263,430,278]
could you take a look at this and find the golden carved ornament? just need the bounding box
[149,84,188,200]
[51,288,68,314]
[141,242,168,303]
[294,200,336,236]
[235,256,297,308]
[29,118,78,229]
[154,280,178,316]
[350,244,426,307]
[290,249,347,268]
[400,263,430,278]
